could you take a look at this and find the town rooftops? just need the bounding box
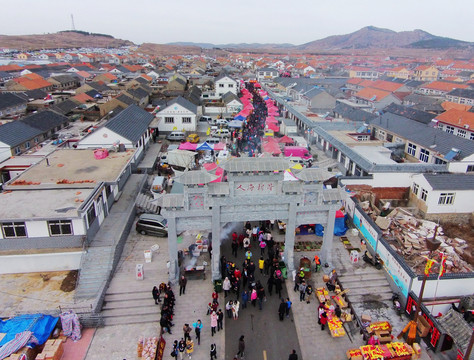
[4,148,135,190]
[421,81,469,92]
[370,113,474,160]
[0,121,43,146]
[0,93,27,111]
[105,104,154,143]
[434,109,474,129]
[446,88,474,100]
[354,87,391,101]
[21,110,69,132]
[0,188,95,220]
[221,157,291,172]
[165,96,197,114]
[383,103,436,124]
[423,173,474,191]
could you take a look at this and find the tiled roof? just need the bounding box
[371,80,404,92]
[446,88,474,100]
[164,96,197,114]
[105,104,154,143]
[354,87,391,101]
[421,81,469,92]
[20,109,68,132]
[423,173,474,191]
[0,93,27,111]
[75,70,92,78]
[441,101,472,112]
[370,113,474,160]
[72,92,94,104]
[383,103,435,124]
[51,99,78,115]
[0,120,43,146]
[116,93,136,106]
[333,102,377,122]
[435,109,474,129]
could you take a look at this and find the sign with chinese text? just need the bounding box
[234,181,277,195]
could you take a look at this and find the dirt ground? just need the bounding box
[0,271,76,318]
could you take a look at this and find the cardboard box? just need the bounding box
[35,354,46,360]
[323,275,330,282]
[361,314,372,323]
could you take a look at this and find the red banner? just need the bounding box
[156,336,166,360]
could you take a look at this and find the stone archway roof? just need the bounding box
[173,169,219,185]
[220,157,291,172]
[293,168,333,182]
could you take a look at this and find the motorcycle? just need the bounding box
[392,293,402,316]
[362,250,382,270]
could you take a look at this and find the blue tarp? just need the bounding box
[196,142,213,151]
[0,314,58,347]
[234,115,246,120]
[315,215,348,236]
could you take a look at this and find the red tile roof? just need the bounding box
[354,87,391,101]
[422,81,468,92]
[0,64,22,72]
[435,109,474,129]
[72,92,94,104]
[441,101,472,112]
[371,80,404,92]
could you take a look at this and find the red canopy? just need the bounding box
[266,122,280,132]
[266,116,278,123]
[262,140,281,155]
[178,142,198,150]
[278,135,294,144]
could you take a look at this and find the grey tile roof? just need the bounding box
[21,110,69,132]
[24,89,48,100]
[437,308,473,355]
[294,168,332,182]
[423,173,474,191]
[51,99,78,115]
[221,157,291,172]
[258,67,279,72]
[222,91,241,105]
[370,113,474,159]
[447,88,474,100]
[383,103,435,124]
[174,169,218,185]
[333,102,377,123]
[0,120,43,146]
[167,96,197,114]
[116,93,136,106]
[87,82,111,92]
[126,86,149,100]
[49,74,79,85]
[215,71,235,82]
[0,93,27,111]
[105,104,154,143]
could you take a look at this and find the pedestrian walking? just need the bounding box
[275,276,283,298]
[178,338,186,360]
[278,298,286,321]
[183,323,192,342]
[192,320,202,345]
[152,286,160,304]
[267,275,274,296]
[232,300,240,320]
[236,335,245,359]
[289,349,298,360]
[257,286,266,310]
[179,275,187,296]
[241,290,248,309]
[223,277,231,297]
[250,288,257,307]
[210,311,217,336]
[210,343,217,360]
[320,311,328,330]
[226,300,233,318]
[299,280,307,302]
[186,338,194,359]
[217,309,224,331]
[286,297,292,318]
[170,340,178,359]
[259,239,266,255]
[258,256,264,274]
[232,239,238,257]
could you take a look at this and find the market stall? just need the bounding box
[346,342,420,360]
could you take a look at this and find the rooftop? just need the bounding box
[5,149,135,189]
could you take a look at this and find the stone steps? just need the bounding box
[104,313,161,326]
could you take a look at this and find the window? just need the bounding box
[467,165,474,172]
[48,220,73,236]
[434,157,446,165]
[25,141,30,149]
[228,84,233,88]
[164,117,174,124]
[386,134,393,142]
[419,148,430,163]
[421,188,428,201]
[438,193,455,205]
[219,84,224,88]
[446,126,454,134]
[182,117,191,124]
[87,205,96,226]
[2,222,27,238]
[458,129,466,138]
[34,137,39,144]
[412,183,419,196]
[471,133,474,140]
[407,143,417,156]
[14,147,21,155]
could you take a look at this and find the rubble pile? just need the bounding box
[361,204,473,275]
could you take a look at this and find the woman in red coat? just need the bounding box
[320,311,328,330]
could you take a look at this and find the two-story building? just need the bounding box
[433,109,474,140]
[214,73,238,96]
[445,88,474,106]
[413,65,439,81]
[0,93,27,119]
[256,67,279,83]
[154,96,198,133]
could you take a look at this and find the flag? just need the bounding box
[439,253,446,277]
[206,127,211,136]
[424,258,435,276]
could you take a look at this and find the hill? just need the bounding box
[0,30,133,50]
[138,43,202,56]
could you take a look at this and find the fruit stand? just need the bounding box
[316,287,330,303]
[316,287,346,338]
[346,342,420,360]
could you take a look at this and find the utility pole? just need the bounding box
[71,14,76,31]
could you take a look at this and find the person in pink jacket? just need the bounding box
[210,311,218,337]
[250,288,258,307]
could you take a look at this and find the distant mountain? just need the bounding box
[407,37,472,49]
[138,43,202,56]
[0,31,133,51]
[296,26,438,51]
[167,42,294,50]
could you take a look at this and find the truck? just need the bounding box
[284,146,312,160]
[165,149,197,169]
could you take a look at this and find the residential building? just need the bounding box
[352,87,401,111]
[418,81,469,97]
[214,73,238,96]
[413,65,439,81]
[348,67,379,80]
[256,67,279,83]
[433,109,474,140]
[445,88,474,106]
[386,67,411,80]
[222,91,243,113]
[154,96,198,133]
[0,93,28,118]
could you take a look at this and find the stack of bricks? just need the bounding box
[35,337,66,360]
[3,346,36,360]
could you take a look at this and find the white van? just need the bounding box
[166,131,186,141]
[150,176,168,199]
[213,129,230,138]
[200,116,212,123]
[205,137,220,144]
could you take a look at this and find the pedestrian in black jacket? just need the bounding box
[278,298,287,321]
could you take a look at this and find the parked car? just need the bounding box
[136,214,168,237]
[166,131,186,141]
[200,116,212,123]
[213,128,230,138]
[205,137,220,145]
[186,133,200,143]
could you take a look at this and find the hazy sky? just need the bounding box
[1,0,473,45]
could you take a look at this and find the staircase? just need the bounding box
[338,268,393,305]
[75,247,114,299]
[135,193,160,214]
[101,288,161,326]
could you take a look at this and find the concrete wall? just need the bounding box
[0,251,84,274]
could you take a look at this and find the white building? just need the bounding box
[257,67,279,83]
[155,96,198,133]
[214,73,238,96]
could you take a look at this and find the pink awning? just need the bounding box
[266,123,280,132]
[213,142,226,151]
[266,116,278,123]
[178,142,198,150]
[203,163,224,183]
[262,140,281,155]
[278,135,294,144]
